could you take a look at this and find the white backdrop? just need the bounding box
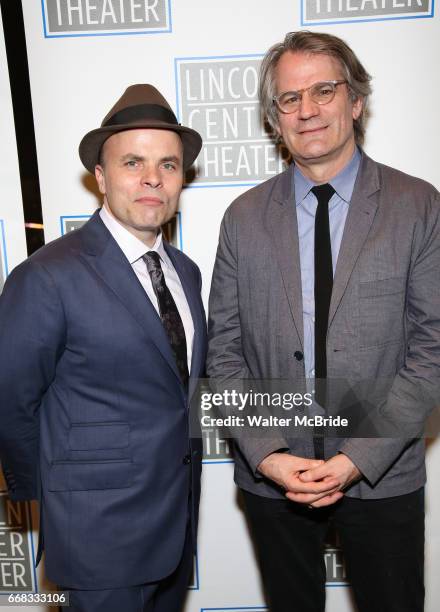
[1,1,439,610]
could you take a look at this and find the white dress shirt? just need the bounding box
[100,205,194,372]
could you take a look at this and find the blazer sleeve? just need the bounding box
[340,189,440,485]
[0,260,66,500]
[207,207,289,474]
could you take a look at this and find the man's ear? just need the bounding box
[95,165,106,195]
[352,96,363,121]
[273,122,283,144]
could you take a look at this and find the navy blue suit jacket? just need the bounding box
[0,210,207,589]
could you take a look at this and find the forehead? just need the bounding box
[275,51,344,90]
[102,128,183,159]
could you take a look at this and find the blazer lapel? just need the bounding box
[164,242,206,382]
[79,212,182,384]
[328,153,380,328]
[267,164,304,348]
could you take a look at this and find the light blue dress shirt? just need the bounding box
[294,147,361,379]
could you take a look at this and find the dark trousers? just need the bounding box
[61,525,194,612]
[242,487,425,612]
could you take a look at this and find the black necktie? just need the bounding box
[312,183,335,459]
[143,251,189,389]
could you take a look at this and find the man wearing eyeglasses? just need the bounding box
[208,31,440,612]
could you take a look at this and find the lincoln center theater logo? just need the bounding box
[60,215,91,235]
[201,425,233,462]
[0,489,36,592]
[0,220,7,294]
[187,554,199,590]
[301,0,433,25]
[324,525,349,585]
[42,0,171,37]
[175,55,289,187]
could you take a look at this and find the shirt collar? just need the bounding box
[99,204,169,267]
[293,146,361,207]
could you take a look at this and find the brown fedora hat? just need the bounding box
[79,84,202,173]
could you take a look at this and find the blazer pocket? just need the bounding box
[48,459,134,491]
[69,422,129,450]
[359,276,405,298]
[359,277,406,348]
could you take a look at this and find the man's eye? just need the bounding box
[126,160,139,167]
[163,162,176,170]
[316,85,333,97]
[283,93,299,105]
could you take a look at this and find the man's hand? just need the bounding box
[296,454,362,508]
[257,452,342,503]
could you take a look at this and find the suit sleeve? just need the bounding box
[207,208,289,473]
[0,260,66,500]
[340,190,440,485]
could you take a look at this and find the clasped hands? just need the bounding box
[257,452,361,508]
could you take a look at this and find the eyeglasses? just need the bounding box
[273,80,347,114]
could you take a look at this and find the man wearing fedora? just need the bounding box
[0,84,207,611]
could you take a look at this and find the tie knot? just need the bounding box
[143,251,161,273]
[311,183,335,206]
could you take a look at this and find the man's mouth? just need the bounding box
[135,196,163,206]
[299,126,327,135]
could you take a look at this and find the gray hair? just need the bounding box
[259,31,372,145]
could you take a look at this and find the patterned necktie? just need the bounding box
[312,183,335,459]
[143,251,189,389]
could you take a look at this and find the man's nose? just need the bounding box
[141,166,161,188]
[297,91,319,120]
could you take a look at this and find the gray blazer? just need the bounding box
[207,152,440,500]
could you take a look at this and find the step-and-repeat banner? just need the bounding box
[1,1,439,610]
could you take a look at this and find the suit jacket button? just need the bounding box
[294,351,304,361]
[183,454,191,465]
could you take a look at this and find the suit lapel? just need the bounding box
[328,154,380,328]
[164,242,206,382]
[267,165,304,348]
[79,211,182,384]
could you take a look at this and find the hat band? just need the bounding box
[103,103,178,128]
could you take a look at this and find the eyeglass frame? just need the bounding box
[272,80,348,114]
